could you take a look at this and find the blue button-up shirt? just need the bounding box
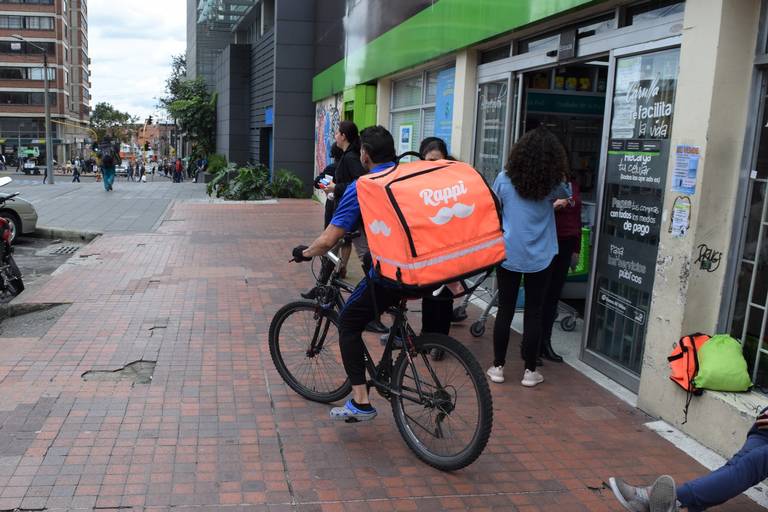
[493,171,571,273]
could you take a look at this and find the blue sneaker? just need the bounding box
[330,399,377,422]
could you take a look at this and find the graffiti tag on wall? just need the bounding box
[694,243,722,272]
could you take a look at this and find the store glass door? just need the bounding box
[474,76,515,183]
[582,42,681,391]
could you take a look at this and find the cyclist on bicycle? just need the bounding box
[292,125,400,422]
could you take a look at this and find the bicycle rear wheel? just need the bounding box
[391,333,492,471]
[269,301,351,403]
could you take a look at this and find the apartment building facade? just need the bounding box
[0,0,90,166]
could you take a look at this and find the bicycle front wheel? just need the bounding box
[391,333,493,471]
[268,301,351,403]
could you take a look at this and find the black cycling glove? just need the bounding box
[292,245,311,262]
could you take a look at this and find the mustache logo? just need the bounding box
[429,202,475,225]
[368,219,392,236]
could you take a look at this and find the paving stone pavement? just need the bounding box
[0,199,761,511]
[2,179,207,234]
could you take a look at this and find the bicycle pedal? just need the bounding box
[345,417,359,423]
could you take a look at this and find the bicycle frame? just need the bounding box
[315,250,448,408]
[311,251,355,311]
[361,298,447,409]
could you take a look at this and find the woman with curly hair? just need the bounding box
[487,126,571,387]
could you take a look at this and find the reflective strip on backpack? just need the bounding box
[372,236,504,271]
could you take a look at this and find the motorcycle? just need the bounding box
[0,177,24,299]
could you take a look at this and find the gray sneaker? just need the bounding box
[609,475,678,512]
[649,475,677,512]
[609,477,651,512]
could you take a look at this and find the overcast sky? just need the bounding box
[89,0,187,122]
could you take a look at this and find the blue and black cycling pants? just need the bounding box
[338,279,401,386]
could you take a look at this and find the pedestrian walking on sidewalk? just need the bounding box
[101,153,116,191]
[72,164,80,182]
[173,158,183,183]
[487,126,572,388]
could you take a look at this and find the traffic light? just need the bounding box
[143,142,149,151]
[147,116,153,125]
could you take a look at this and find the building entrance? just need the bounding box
[472,6,685,391]
[515,58,609,308]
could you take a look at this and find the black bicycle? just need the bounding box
[269,250,493,471]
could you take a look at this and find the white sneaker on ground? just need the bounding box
[521,369,544,387]
[486,366,504,383]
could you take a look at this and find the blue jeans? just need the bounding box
[102,167,115,190]
[677,434,768,511]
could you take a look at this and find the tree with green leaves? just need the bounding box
[90,102,137,142]
[159,55,216,157]
[158,54,187,112]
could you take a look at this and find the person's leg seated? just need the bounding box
[677,434,768,511]
[610,474,677,512]
[488,266,522,383]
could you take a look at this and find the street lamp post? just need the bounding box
[12,35,53,184]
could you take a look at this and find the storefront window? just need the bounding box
[518,33,559,54]
[480,45,510,64]
[586,48,680,376]
[627,1,685,26]
[517,14,616,55]
[730,87,768,388]
[392,75,423,110]
[473,80,508,182]
[390,67,455,155]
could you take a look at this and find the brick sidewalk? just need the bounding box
[0,199,760,511]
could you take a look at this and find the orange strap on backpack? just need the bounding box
[667,333,711,422]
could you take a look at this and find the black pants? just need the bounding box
[541,237,579,345]
[323,199,335,228]
[338,279,401,385]
[422,288,453,335]
[492,264,552,371]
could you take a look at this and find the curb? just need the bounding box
[31,226,101,242]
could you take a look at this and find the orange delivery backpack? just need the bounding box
[667,332,711,423]
[356,155,505,290]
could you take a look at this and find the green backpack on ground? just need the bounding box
[693,334,752,392]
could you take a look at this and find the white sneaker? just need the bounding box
[521,369,544,387]
[486,366,504,383]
